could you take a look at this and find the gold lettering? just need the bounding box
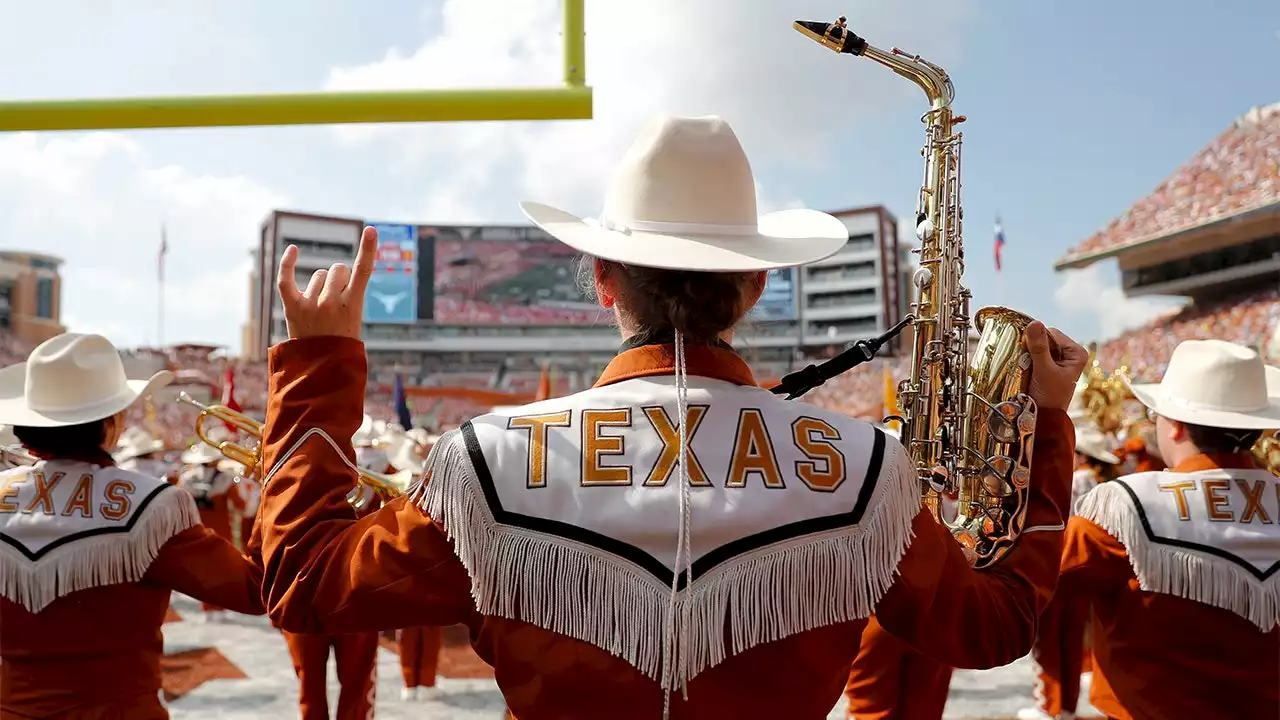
[792,417,846,492]
[0,474,26,513]
[642,405,710,487]
[100,480,136,521]
[1201,479,1233,522]
[507,412,572,488]
[1236,479,1273,524]
[581,409,632,486]
[61,474,95,518]
[1158,480,1196,521]
[23,471,64,515]
[725,409,785,489]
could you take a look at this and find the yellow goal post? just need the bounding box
[0,0,590,131]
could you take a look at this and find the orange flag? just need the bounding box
[535,366,552,401]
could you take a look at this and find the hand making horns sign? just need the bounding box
[277,226,379,340]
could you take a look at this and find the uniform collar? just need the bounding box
[595,335,757,388]
[1171,452,1258,473]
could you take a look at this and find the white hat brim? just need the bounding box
[114,438,167,463]
[1128,366,1280,430]
[0,366,174,428]
[519,202,849,272]
[181,445,222,465]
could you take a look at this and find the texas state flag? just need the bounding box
[994,218,1006,273]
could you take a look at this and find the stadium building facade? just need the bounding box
[245,206,914,409]
[0,250,64,344]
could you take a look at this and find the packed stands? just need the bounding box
[1056,102,1279,267]
[1096,286,1279,381]
[433,239,602,325]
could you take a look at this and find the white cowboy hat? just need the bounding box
[0,425,17,447]
[355,446,389,472]
[113,427,166,463]
[0,333,173,428]
[181,443,222,465]
[354,414,376,448]
[1075,427,1119,465]
[519,115,849,272]
[1127,339,1280,430]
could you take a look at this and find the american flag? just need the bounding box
[994,218,1005,273]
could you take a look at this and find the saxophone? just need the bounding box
[795,17,1038,568]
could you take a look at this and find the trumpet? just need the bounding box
[176,392,410,506]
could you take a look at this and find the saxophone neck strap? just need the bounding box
[771,316,913,400]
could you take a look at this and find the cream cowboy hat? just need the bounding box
[354,414,376,448]
[1127,339,1280,430]
[1075,427,1120,465]
[519,115,849,272]
[114,426,166,463]
[0,333,173,428]
[181,443,222,465]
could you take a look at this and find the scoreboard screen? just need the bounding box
[363,223,419,324]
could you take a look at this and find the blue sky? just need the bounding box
[0,0,1276,350]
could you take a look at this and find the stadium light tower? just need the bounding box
[0,0,590,131]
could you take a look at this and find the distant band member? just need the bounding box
[251,116,1088,718]
[843,614,953,719]
[280,435,385,720]
[1059,339,1280,719]
[0,333,264,719]
[389,431,444,702]
[178,437,247,618]
[1020,425,1120,720]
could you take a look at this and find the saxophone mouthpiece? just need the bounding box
[793,17,868,56]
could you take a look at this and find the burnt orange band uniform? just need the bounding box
[843,615,953,720]
[0,525,264,719]
[252,337,1076,719]
[1057,453,1280,719]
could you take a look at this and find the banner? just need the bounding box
[364,223,419,324]
[750,268,797,321]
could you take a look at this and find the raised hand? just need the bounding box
[276,226,378,340]
[1024,320,1089,412]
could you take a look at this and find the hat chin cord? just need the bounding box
[661,330,694,717]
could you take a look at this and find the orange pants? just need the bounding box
[398,626,443,688]
[845,616,953,719]
[283,631,378,720]
[1030,592,1090,718]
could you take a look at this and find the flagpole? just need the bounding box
[158,224,166,348]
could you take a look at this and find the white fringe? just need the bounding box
[0,486,200,613]
[1076,482,1280,631]
[410,429,920,687]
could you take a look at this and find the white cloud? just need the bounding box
[0,132,289,352]
[1054,263,1185,341]
[323,0,976,223]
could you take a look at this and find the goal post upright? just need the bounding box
[0,0,591,131]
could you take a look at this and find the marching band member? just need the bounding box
[279,416,383,720]
[1114,423,1165,475]
[114,425,171,478]
[1058,339,1280,719]
[251,116,1087,718]
[388,429,444,702]
[178,433,247,620]
[843,422,955,720]
[1019,425,1121,720]
[0,333,264,719]
[843,614,953,719]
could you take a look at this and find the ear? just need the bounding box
[742,271,769,312]
[592,259,616,309]
[1166,418,1188,443]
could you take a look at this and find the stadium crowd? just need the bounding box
[1060,102,1278,263]
[2,282,1274,445]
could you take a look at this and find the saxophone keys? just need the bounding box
[987,401,1021,443]
[981,455,1013,498]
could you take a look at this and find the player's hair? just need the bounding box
[579,257,759,343]
[15,419,112,459]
